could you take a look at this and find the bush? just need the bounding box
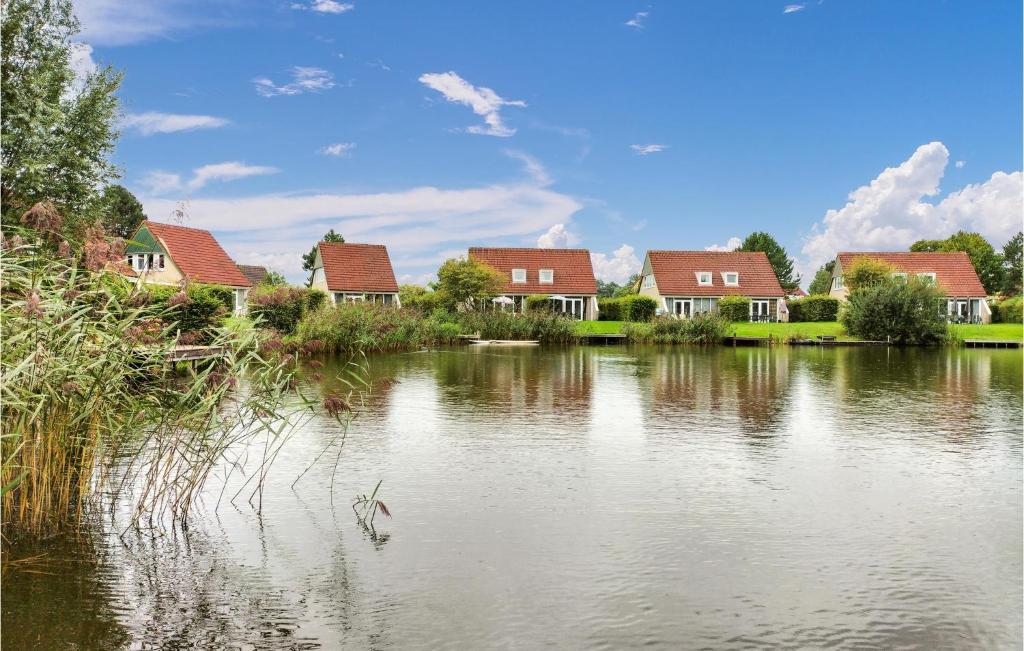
[525,294,552,313]
[456,310,576,343]
[993,296,1022,323]
[843,257,893,291]
[306,289,327,313]
[788,295,840,322]
[598,295,657,321]
[840,279,947,344]
[249,286,308,334]
[718,296,750,322]
[623,312,728,344]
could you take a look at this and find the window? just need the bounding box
[512,268,527,283]
[692,297,717,313]
[158,254,165,270]
[539,269,554,284]
[891,272,907,283]
[721,272,739,286]
[834,276,844,290]
[126,254,133,268]
[642,274,655,289]
[917,272,936,284]
[696,272,712,286]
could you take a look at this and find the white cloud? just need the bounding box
[955,160,966,169]
[254,67,334,97]
[537,224,575,248]
[705,236,742,252]
[783,4,805,14]
[625,11,649,28]
[419,71,526,137]
[141,161,278,194]
[67,43,96,97]
[319,142,356,156]
[504,150,551,186]
[121,112,229,135]
[591,245,641,284]
[73,0,215,46]
[800,141,1023,276]
[291,0,354,13]
[630,144,667,155]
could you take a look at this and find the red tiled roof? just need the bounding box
[647,251,785,297]
[836,252,985,297]
[789,287,808,297]
[237,264,268,285]
[318,242,399,293]
[468,247,597,295]
[141,221,251,287]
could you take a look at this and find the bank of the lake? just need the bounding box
[3,345,1020,649]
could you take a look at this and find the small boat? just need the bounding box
[468,339,540,346]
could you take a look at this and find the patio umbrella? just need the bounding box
[491,296,514,304]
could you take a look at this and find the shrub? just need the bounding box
[994,296,1022,323]
[249,286,308,334]
[598,295,657,321]
[843,257,893,291]
[718,296,750,322]
[788,295,840,322]
[456,310,575,343]
[399,285,441,312]
[306,289,327,313]
[840,279,947,344]
[623,312,728,344]
[525,294,552,312]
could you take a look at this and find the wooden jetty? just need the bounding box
[962,339,1021,349]
[576,333,628,345]
[469,339,540,346]
[723,336,772,347]
[166,345,227,361]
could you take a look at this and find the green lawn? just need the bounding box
[575,320,626,334]
[575,319,1023,342]
[947,322,1023,341]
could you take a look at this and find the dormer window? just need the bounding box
[539,269,554,284]
[696,271,712,286]
[512,268,527,283]
[722,272,739,286]
[916,272,936,284]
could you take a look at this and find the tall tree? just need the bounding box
[1,0,122,235]
[99,184,146,239]
[807,260,835,295]
[910,231,1004,294]
[596,279,622,298]
[434,257,504,311]
[1001,231,1023,296]
[301,229,345,283]
[738,232,800,291]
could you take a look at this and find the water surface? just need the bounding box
[4,346,1022,649]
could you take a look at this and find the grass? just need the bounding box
[575,320,626,335]
[728,321,858,341]
[947,322,1023,341]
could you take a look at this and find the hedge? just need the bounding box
[598,295,657,322]
[718,296,750,322]
[525,294,552,312]
[249,286,327,334]
[788,296,840,322]
[994,296,1022,323]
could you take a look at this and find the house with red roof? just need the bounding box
[829,252,991,323]
[310,242,400,306]
[468,247,599,320]
[126,221,252,313]
[639,250,787,321]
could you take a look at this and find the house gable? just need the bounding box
[125,226,167,254]
[645,251,784,297]
[467,247,598,296]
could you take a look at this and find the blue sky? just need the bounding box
[73,0,1023,285]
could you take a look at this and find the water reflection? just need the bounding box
[3,346,1021,649]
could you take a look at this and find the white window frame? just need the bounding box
[539,269,554,284]
[511,268,527,284]
[642,274,655,289]
[891,272,907,283]
[721,271,739,286]
[916,272,936,284]
[834,275,844,290]
[696,271,712,286]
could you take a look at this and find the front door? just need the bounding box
[751,300,770,321]
[673,299,691,318]
[564,297,584,320]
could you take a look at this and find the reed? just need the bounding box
[1,236,333,541]
[622,313,729,344]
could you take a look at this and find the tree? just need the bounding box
[2,0,122,234]
[808,261,835,295]
[434,257,504,311]
[613,274,641,297]
[841,278,947,345]
[738,232,800,292]
[99,185,146,239]
[301,229,344,284]
[910,231,1004,295]
[1001,231,1022,296]
[844,256,893,291]
[261,270,288,286]
[596,279,622,298]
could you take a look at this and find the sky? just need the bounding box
[72,0,1023,286]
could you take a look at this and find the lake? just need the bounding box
[3,345,1022,649]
